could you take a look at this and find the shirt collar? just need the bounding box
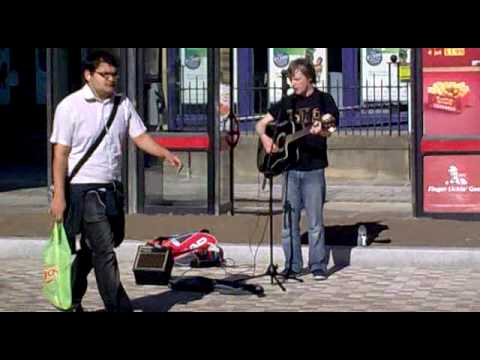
[82,84,116,103]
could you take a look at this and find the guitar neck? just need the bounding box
[290,125,312,142]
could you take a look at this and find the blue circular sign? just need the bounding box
[366,48,383,66]
[185,55,202,70]
[273,51,290,68]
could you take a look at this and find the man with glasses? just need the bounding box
[49,50,182,312]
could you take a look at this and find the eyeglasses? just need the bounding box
[95,71,119,80]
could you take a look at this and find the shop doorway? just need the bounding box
[0,48,50,191]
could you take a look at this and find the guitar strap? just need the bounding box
[290,95,297,125]
[319,90,326,116]
[287,95,297,124]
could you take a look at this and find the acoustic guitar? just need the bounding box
[257,115,335,177]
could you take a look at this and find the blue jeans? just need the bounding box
[281,169,327,274]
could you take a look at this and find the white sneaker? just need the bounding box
[312,271,328,281]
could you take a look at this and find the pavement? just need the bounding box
[3,178,480,312]
[3,252,480,312]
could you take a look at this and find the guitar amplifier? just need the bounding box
[133,246,174,286]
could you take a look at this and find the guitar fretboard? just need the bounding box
[290,125,312,142]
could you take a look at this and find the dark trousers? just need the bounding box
[68,186,132,312]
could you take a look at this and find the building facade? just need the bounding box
[0,48,413,215]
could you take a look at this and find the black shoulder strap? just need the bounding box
[276,95,295,123]
[290,95,297,120]
[319,90,327,114]
[67,95,122,183]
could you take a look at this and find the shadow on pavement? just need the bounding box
[131,273,266,312]
[301,222,390,247]
[299,222,390,272]
[131,290,205,312]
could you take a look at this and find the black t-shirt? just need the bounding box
[268,88,339,171]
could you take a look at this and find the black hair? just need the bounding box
[82,50,119,73]
[287,58,317,84]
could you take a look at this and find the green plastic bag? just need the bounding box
[42,222,72,310]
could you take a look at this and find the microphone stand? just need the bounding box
[239,123,302,292]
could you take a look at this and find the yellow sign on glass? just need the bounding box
[400,64,411,82]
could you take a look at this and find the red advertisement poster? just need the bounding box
[423,69,480,136]
[424,155,480,213]
[423,48,480,67]
[423,48,480,136]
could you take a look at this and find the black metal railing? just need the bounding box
[158,73,410,137]
[233,79,410,137]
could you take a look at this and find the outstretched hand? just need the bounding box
[165,153,183,170]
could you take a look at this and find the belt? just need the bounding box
[70,181,121,192]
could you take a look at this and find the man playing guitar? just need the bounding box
[256,58,339,281]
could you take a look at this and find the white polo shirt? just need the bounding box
[50,85,147,184]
